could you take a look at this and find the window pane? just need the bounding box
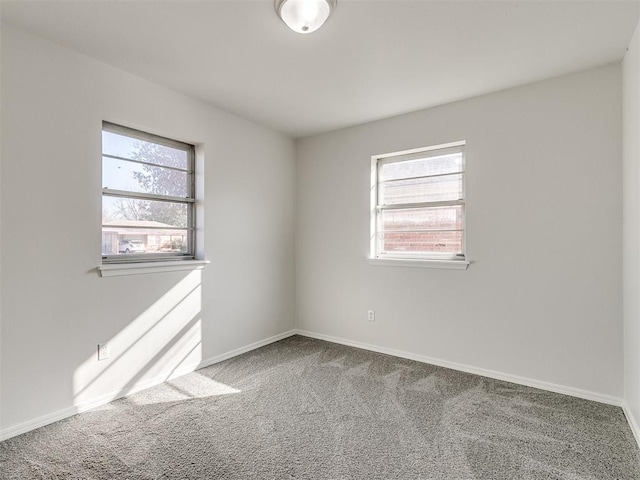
[381,230,463,254]
[102,196,188,229]
[102,131,189,170]
[379,173,462,205]
[380,152,463,181]
[102,156,189,197]
[101,227,189,256]
[381,205,463,231]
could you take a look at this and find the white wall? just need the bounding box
[0,18,631,439]
[0,22,3,431]
[296,64,623,399]
[0,24,296,434]
[623,18,640,438]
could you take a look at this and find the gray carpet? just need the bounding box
[1,335,639,479]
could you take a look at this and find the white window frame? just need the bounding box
[370,141,467,266]
[101,122,196,264]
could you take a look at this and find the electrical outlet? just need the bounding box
[97,342,110,361]
[368,310,375,322]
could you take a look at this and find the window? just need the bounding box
[371,141,466,262]
[101,122,196,263]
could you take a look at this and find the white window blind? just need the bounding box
[371,141,466,261]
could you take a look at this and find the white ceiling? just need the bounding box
[1,0,639,138]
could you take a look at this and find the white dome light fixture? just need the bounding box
[274,0,337,34]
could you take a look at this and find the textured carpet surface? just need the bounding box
[1,335,639,479]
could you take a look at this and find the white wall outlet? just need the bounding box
[368,310,375,322]
[97,342,110,361]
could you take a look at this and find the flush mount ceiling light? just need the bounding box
[274,0,337,34]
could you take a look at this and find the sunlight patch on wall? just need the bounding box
[73,271,203,404]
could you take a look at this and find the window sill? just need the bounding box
[98,260,210,277]
[368,257,470,270]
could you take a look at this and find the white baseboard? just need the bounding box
[295,329,623,407]
[1,328,626,443]
[0,330,297,442]
[623,402,640,448]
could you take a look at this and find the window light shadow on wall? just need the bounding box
[72,270,238,406]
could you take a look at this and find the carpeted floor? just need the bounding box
[1,335,639,479]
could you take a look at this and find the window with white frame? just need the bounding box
[101,122,196,263]
[371,141,466,261]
